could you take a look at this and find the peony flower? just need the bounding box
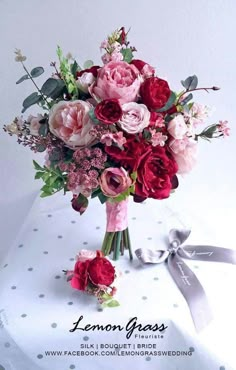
[27,114,44,136]
[92,61,141,104]
[118,102,150,134]
[169,138,197,174]
[167,115,187,139]
[99,167,132,198]
[48,100,95,149]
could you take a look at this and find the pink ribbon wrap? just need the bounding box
[106,199,129,232]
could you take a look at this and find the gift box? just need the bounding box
[0,193,235,370]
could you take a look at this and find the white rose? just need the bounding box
[118,102,150,134]
[77,72,96,93]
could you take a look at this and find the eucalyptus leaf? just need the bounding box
[22,92,42,112]
[16,74,29,84]
[38,124,49,137]
[179,93,193,106]
[49,79,66,99]
[83,60,94,69]
[156,91,176,113]
[41,78,59,96]
[30,67,44,78]
[181,75,198,91]
[89,109,101,125]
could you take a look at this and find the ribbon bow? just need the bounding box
[135,229,236,332]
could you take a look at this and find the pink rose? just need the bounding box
[27,114,43,136]
[118,102,150,134]
[92,61,141,104]
[76,249,97,262]
[48,100,95,149]
[167,115,187,139]
[99,167,132,198]
[169,138,197,174]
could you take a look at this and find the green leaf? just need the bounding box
[179,93,193,106]
[83,60,94,69]
[89,109,101,125]
[42,172,51,182]
[98,193,108,204]
[41,78,59,96]
[38,124,48,137]
[30,67,44,78]
[91,187,102,199]
[48,175,58,186]
[41,184,52,193]
[16,74,29,84]
[143,129,151,140]
[50,79,66,99]
[34,171,44,179]
[156,91,176,113]
[33,160,44,171]
[22,92,42,112]
[121,48,133,63]
[107,300,120,308]
[40,191,53,198]
[181,75,198,91]
[71,60,79,77]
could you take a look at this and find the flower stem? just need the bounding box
[21,62,50,109]
[177,86,220,105]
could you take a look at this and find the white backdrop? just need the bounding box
[0,0,236,260]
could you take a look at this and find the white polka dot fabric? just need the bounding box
[0,193,235,370]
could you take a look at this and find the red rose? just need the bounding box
[88,256,115,286]
[106,137,178,200]
[135,145,178,200]
[131,59,155,78]
[95,99,122,125]
[140,77,171,111]
[77,65,100,78]
[71,260,90,291]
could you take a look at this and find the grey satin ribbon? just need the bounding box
[135,229,236,332]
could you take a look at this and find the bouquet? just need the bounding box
[4,27,229,261]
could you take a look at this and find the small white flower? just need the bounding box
[14,49,26,62]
